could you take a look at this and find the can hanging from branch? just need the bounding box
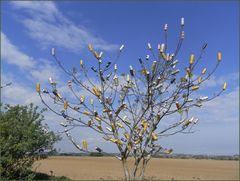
[152,61,157,72]
[147,43,152,50]
[146,71,150,81]
[202,68,207,74]
[36,83,40,93]
[129,65,134,76]
[99,51,103,59]
[113,75,119,86]
[199,96,208,101]
[92,87,101,97]
[83,111,90,116]
[60,122,67,127]
[193,118,199,124]
[126,74,130,82]
[191,85,199,91]
[106,127,112,132]
[181,17,184,26]
[97,125,103,131]
[164,24,168,31]
[143,122,148,131]
[80,60,84,67]
[175,102,181,110]
[171,60,179,66]
[73,106,80,111]
[80,95,85,103]
[146,55,150,60]
[64,101,68,110]
[119,44,125,52]
[42,89,49,94]
[103,108,110,113]
[94,51,100,60]
[218,52,222,62]
[111,123,116,131]
[189,54,194,65]
[151,132,158,141]
[49,77,55,85]
[171,69,180,76]
[223,82,227,90]
[116,139,123,145]
[82,140,88,150]
[186,68,192,78]
[160,44,165,53]
[57,92,62,99]
[198,77,202,83]
[165,149,173,154]
[88,44,93,52]
[95,116,101,122]
[95,147,102,152]
[124,132,130,139]
[51,48,55,56]
[181,31,184,39]
[186,98,193,102]
[117,122,123,128]
[88,120,92,127]
[114,64,117,71]
[90,99,94,105]
[135,139,141,144]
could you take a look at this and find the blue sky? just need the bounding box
[1,1,239,155]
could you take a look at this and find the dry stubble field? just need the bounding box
[33,156,239,180]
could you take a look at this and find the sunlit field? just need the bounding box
[33,156,239,180]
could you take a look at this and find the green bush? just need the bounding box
[0,103,60,180]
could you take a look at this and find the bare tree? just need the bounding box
[36,18,227,180]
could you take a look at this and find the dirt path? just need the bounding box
[33,156,239,180]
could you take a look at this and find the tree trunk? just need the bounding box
[121,157,150,180]
[140,158,148,180]
[132,158,140,180]
[122,158,130,180]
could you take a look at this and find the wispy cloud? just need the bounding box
[1,32,35,69]
[10,1,118,52]
[201,72,239,89]
[193,86,239,123]
[1,32,60,84]
[1,72,40,105]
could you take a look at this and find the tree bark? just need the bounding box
[140,158,148,180]
[131,157,142,180]
[122,158,130,180]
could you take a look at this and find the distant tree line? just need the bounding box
[50,151,239,161]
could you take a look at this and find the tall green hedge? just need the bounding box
[0,103,60,180]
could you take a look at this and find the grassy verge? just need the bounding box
[0,172,71,180]
[33,172,71,180]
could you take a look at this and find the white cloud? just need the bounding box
[200,72,239,89]
[1,32,35,69]
[194,87,239,123]
[29,59,60,83]
[1,32,93,107]
[1,32,61,84]
[1,72,39,105]
[10,1,118,52]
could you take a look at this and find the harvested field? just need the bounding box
[33,156,239,180]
